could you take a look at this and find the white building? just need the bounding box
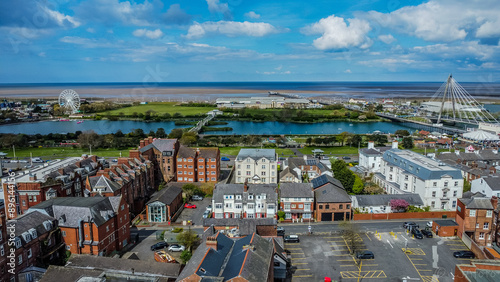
[212,183,278,219]
[235,148,278,184]
[471,176,500,198]
[352,194,424,213]
[279,156,332,183]
[373,149,463,211]
[358,141,395,176]
[215,97,310,109]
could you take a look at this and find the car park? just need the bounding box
[221,157,230,161]
[168,244,186,252]
[184,203,197,209]
[150,241,168,251]
[284,235,300,243]
[412,228,424,239]
[192,195,203,201]
[421,229,433,238]
[454,251,475,258]
[277,226,285,236]
[356,251,375,259]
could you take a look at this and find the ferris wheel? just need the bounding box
[59,89,80,114]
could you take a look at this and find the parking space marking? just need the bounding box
[290,252,305,255]
[294,262,308,265]
[402,248,426,255]
[340,270,387,279]
[422,276,439,282]
[341,264,357,267]
[365,232,372,241]
[287,248,302,250]
[405,250,439,282]
[294,275,313,278]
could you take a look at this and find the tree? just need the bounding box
[168,128,184,139]
[180,250,192,264]
[331,160,356,193]
[389,199,409,212]
[352,175,364,194]
[306,137,313,145]
[156,128,167,138]
[339,221,363,256]
[180,132,198,146]
[463,178,471,193]
[402,136,414,149]
[176,228,199,252]
[395,130,410,137]
[347,134,363,147]
[77,130,101,149]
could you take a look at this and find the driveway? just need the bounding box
[175,197,212,226]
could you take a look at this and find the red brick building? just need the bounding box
[29,196,130,256]
[176,146,221,183]
[2,156,103,219]
[311,175,352,222]
[2,211,65,282]
[454,260,500,282]
[86,156,154,215]
[456,192,496,246]
[131,137,179,185]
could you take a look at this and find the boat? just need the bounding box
[77,120,84,124]
[58,118,70,121]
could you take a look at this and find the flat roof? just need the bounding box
[434,219,458,226]
[6,157,82,183]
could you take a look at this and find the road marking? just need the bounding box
[294,275,313,278]
[365,232,372,241]
[294,262,308,265]
[387,240,394,248]
[340,270,387,279]
[402,248,426,255]
[338,259,354,261]
[404,250,440,282]
[290,252,305,255]
[341,264,357,267]
[287,248,302,250]
[362,264,378,266]
[432,245,438,269]
[421,276,439,282]
[450,272,455,279]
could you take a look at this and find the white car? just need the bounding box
[168,244,185,252]
[192,195,203,201]
[206,205,212,212]
[426,221,433,228]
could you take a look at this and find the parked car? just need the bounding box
[150,241,168,251]
[453,251,475,259]
[403,222,419,229]
[206,205,212,212]
[221,157,230,161]
[184,203,197,209]
[277,226,285,236]
[426,221,433,228]
[421,229,433,238]
[202,211,210,219]
[412,228,424,239]
[284,235,300,243]
[168,244,186,252]
[342,156,351,160]
[192,195,203,201]
[356,251,375,259]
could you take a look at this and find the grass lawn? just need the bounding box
[3,147,134,159]
[299,146,360,155]
[219,147,294,156]
[101,102,215,116]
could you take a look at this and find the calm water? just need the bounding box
[0,120,413,135]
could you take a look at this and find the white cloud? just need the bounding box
[185,21,282,39]
[86,28,95,33]
[206,0,232,20]
[245,11,261,19]
[41,5,81,28]
[38,52,46,57]
[301,15,372,50]
[344,69,352,73]
[366,0,500,42]
[133,29,164,39]
[378,34,395,44]
[412,41,499,60]
[60,36,115,48]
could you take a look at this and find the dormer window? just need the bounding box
[29,228,37,239]
[43,220,53,231]
[15,237,21,248]
[22,232,31,243]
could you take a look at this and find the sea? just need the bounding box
[1,81,500,101]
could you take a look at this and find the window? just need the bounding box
[62,231,66,237]
[325,204,330,209]
[298,204,303,208]
[284,203,290,210]
[18,255,22,265]
[272,165,275,169]
[199,159,204,162]
[476,223,479,228]
[444,181,448,187]
[200,178,204,181]
[188,159,192,162]
[0,245,4,256]
[177,165,182,168]
[454,181,459,186]
[431,201,435,208]
[487,210,493,217]
[346,204,350,209]
[453,191,457,197]
[237,164,241,169]
[261,171,266,176]
[200,172,204,175]
[432,191,436,197]
[262,178,266,183]
[27,248,32,258]
[212,177,216,181]
[484,222,489,229]
[246,171,251,176]
[404,175,408,180]
[479,232,484,239]
[443,191,447,198]
[178,171,183,175]
[199,165,204,169]
[262,165,266,169]
[452,201,456,208]
[291,204,296,208]
[469,210,476,217]
[22,200,26,206]
[106,226,109,232]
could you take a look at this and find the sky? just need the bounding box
[1,0,500,83]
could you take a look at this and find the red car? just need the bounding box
[184,203,197,209]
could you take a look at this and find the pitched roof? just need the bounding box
[236,148,276,162]
[177,145,197,158]
[279,183,313,198]
[197,148,219,159]
[483,176,500,191]
[147,183,183,205]
[29,196,123,227]
[89,175,122,193]
[177,232,273,281]
[354,194,424,207]
[314,183,351,203]
[459,197,494,210]
[311,174,343,190]
[202,218,276,236]
[213,184,278,203]
[10,211,55,241]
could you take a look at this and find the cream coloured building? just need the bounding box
[235,148,278,184]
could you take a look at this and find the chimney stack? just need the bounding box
[206,236,218,251]
[29,173,37,181]
[392,141,398,149]
[244,180,248,192]
[491,196,498,210]
[368,141,374,149]
[148,136,153,144]
[140,140,145,148]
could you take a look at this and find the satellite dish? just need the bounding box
[59,89,80,114]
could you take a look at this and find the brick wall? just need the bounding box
[353,211,456,221]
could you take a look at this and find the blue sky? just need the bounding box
[1,0,500,83]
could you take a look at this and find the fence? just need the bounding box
[353,211,456,221]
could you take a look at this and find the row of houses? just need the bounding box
[216,97,312,109]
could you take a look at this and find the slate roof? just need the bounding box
[359,146,392,156]
[384,149,462,180]
[202,218,276,236]
[138,143,154,153]
[177,232,273,282]
[279,183,313,198]
[314,183,351,203]
[311,174,343,190]
[88,175,122,193]
[177,146,197,158]
[198,148,219,159]
[434,220,458,226]
[147,184,183,205]
[354,194,424,207]
[459,197,494,210]
[151,139,178,152]
[41,254,180,281]
[213,183,278,203]
[483,176,500,191]
[10,211,55,242]
[29,196,122,227]
[236,148,276,162]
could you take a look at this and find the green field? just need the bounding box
[3,147,133,159]
[219,147,294,156]
[101,102,216,116]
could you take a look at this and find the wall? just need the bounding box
[353,211,456,221]
[461,232,487,259]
